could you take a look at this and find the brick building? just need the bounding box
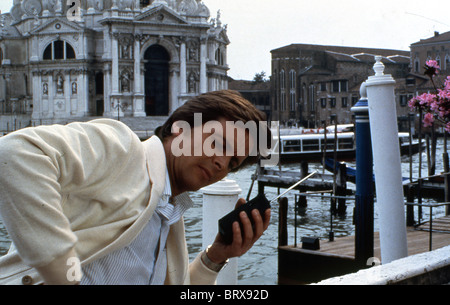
[227,77,271,119]
[410,31,450,93]
[271,44,412,128]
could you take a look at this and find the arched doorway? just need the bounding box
[95,72,104,116]
[144,45,170,116]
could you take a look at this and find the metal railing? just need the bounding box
[404,201,450,251]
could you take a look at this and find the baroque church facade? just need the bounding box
[0,0,229,128]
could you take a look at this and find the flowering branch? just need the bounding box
[408,60,450,133]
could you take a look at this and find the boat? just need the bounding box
[271,125,424,163]
[272,131,356,162]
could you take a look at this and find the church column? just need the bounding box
[103,64,112,117]
[30,36,39,62]
[48,73,54,118]
[77,69,89,116]
[134,0,140,11]
[111,33,120,94]
[133,36,145,117]
[134,38,141,94]
[200,37,207,93]
[170,64,180,113]
[31,70,41,122]
[103,28,111,60]
[180,38,187,94]
[64,72,71,117]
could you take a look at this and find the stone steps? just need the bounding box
[3,115,169,140]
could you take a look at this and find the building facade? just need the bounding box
[0,0,229,129]
[271,44,412,128]
[227,77,271,119]
[410,31,450,93]
[411,31,450,75]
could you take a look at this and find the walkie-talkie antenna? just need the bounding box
[269,170,318,203]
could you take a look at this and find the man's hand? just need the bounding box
[206,198,271,265]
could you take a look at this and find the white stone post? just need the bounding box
[201,179,241,285]
[365,56,408,264]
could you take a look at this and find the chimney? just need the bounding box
[435,31,440,37]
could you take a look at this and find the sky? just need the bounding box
[1,0,450,80]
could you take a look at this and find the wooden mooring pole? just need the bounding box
[351,82,374,267]
[278,197,288,247]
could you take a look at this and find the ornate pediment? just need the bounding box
[30,17,84,35]
[135,5,188,25]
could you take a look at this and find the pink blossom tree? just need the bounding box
[408,60,450,133]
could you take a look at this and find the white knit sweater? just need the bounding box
[0,119,217,285]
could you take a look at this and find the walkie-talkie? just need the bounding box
[218,171,317,244]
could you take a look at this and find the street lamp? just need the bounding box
[111,100,129,121]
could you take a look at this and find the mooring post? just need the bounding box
[278,197,288,247]
[351,81,374,267]
[201,179,241,285]
[337,162,347,214]
[365,56,408,264]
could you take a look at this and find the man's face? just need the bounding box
[167,117,255,194]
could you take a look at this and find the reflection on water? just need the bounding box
[0,139,447,284]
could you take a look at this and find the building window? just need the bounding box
[289,70,296,111]
[330,98,336,108]
[341,97,348,108]
[320,82,326,92]
[406,78,416,86]
[215,49,224,66]
[280,70,286,90]
[331,80,347,93]
[399,94,413,107]
[281,92,286,111]
[140,0,151,7]
[280,70,286,111]
[289,92,295,111]
[332,81,339,93]
[54,40,64,59]
[43,40,76,60]
[341,81,348,92]
[0,47,2,66]
[400,95,407,107]
[309,84,315,112]
[273,69,278,111]
[320,98,327,108]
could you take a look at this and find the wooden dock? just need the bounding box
[278,215,450,284]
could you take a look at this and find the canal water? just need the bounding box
[0,138,447,284]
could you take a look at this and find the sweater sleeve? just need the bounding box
[0,119,138,284]
[188,252,219,285]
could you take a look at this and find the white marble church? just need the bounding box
[0,0,229,128]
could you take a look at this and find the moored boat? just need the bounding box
[271,125,424,163]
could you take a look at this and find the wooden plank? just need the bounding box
[294,215,450,261]
[279,215,450,284]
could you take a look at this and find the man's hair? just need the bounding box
[157,90,271,169]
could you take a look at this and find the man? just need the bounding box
[0,90,271,285]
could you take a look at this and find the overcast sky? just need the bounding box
[1,0,450,80]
